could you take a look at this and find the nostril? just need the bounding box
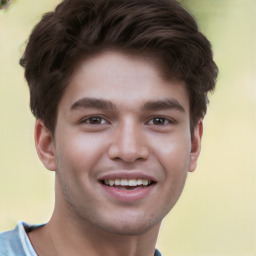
[108,145,149,163]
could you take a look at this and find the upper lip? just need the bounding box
[98,171,157,183]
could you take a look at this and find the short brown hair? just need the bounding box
[20,0,218,133]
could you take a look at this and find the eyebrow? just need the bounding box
[142,98,185,113]
[70,97,185,113]
[71,97,116,111]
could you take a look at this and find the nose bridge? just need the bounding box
[120,118,139,150]
[108,117,149,162]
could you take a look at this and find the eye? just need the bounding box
[81,116,108,125]
[147,116,174,125]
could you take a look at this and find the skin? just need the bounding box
[29,50,202,256]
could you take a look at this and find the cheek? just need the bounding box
[54,134,104,201]
[152,132,191,171]
[56,132,107,171]
[151,133,191,201]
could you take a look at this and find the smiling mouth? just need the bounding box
[101,178,154,190]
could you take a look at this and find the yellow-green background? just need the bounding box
[0,0,255,255]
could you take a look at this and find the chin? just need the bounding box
[104,224,156,236]
[98,213,162,236]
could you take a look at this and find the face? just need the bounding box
[36,51,202,236]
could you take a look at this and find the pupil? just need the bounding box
[90,117,101,124]
[154,117,164,124]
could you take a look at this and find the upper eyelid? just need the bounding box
[79,115,110,124]
[77,114,176,124]
[145,116,176,124]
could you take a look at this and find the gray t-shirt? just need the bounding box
[0,222,162,256]
[0,222,41,256]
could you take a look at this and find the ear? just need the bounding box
[188,120,203,172]
[35,119,57,171]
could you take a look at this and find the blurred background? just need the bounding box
[0,0,255,255]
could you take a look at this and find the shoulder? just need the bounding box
[0,221,43,256]
[155,248,162,256]
[0,223,25,255]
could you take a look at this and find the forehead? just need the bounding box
[59,50,189,113]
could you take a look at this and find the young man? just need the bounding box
[0,0,218,255]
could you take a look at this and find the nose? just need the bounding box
[108,120,149,163]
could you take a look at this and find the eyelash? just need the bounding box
[80,115,109,125]
[80,115,175,126]
[146,116,175,126]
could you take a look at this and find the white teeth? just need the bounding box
[104,178,151,187]
[115,179,121,185]
[121,179,129,186]
[128,179,137,186]
[108,180,115,186]
[142,179,148,186]
[137,179,143,185]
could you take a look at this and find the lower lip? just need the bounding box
[100,183,155,203]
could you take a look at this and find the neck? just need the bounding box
[29,206,160,256]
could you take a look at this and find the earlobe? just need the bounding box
[188,121,203,172]
[35,120,57,171]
